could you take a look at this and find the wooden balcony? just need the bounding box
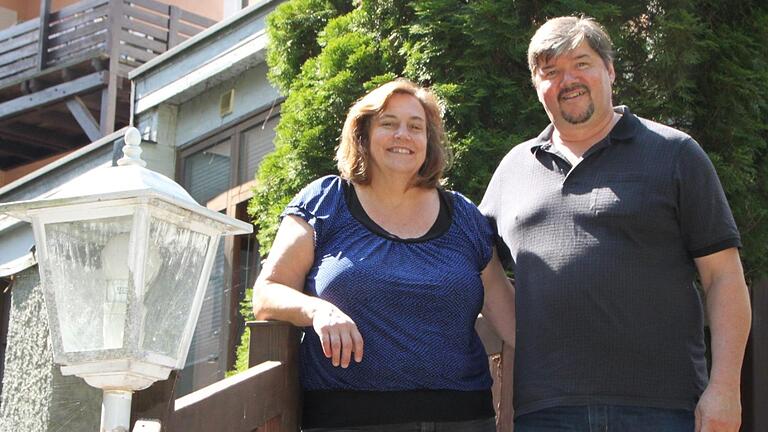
[131,318,514,432]
[0,0,215,171]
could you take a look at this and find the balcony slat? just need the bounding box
[49,19,108,47]
[173,21,203,38]
[119,29,166,53]
[0,43,37,68]
[124,0,170,15]
[0,18,39,42]
[119,43,155,63]
[47,32,107,63]
[178,9,216,28]
[0,57,36,81]
[123,5,169,29]
[46,45,106,68]
[49,0,109,22]
[0,31,38,57]
[121,16,168,42]
[49,5,109,35]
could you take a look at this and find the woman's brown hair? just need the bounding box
[336,79,449,188]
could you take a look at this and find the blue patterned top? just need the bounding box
[283,175,494,392]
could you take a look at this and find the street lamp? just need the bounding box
[0,128,252,432]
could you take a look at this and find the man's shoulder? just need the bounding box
[497,135,543,167]
[632,114,696,147]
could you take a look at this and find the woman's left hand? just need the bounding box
[312,304,365,368]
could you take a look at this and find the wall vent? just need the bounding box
[220,89,235,117]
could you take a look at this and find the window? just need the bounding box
[175,106,279,396]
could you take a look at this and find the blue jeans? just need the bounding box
[514,405,694,432]
[304,417,496,432]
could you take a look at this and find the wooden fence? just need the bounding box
[0,0,215,89]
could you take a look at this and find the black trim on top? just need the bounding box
[342,180,454,243]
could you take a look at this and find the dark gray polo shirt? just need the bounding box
[480,106,741,417]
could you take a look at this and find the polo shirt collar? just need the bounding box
[528,105,640,154]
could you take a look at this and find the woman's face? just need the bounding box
[367,93,428,182]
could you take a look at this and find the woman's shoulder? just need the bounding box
[284,175,350,239]
[441,188,494,265]
[443,189,482,216]
[442,188,491,231]
[302,174,346,194]
[285,175,347,216]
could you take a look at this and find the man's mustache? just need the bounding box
[558,84,590,100]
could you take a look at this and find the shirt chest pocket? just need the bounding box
[589,173,647,217]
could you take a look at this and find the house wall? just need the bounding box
[0,0,79,22]
[165,0,223,22]
[175,62,278,147]
[0,266,100,432]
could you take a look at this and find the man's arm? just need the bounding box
[693,247,751,432]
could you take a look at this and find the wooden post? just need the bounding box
[742,279,767,432]
[497,343,515,432]
[168,6,182,49]
[36,0,52,71]
[248,321,301,432]
[100,0,121,136]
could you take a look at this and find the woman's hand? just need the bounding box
[311,305,364,368]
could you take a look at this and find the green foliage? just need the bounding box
[253,0,768,279]
[228,287,254,376]
[265,0,354,93]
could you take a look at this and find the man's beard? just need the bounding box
[562,101,594,124]
[558,84,594,124]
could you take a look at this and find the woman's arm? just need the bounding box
[480,248,516,348]
[252,215,364,368]
[481,248,516,426]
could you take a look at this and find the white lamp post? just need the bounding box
[0,128,252,432]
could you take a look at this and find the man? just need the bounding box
[480,16,751,432]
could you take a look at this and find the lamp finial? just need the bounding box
[117,128,146,168]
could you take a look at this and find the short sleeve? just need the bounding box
[452,192,495,270]
[281,175,345,244]
[479,163,513,269]
[674,139,741,257]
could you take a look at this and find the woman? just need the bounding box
[252,79,515,431]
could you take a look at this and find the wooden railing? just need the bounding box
[0,0,215,88]
[161,321,300,432]
[162,318,513,432]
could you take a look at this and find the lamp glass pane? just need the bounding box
[44,216,134,353]
[140,217,210,359]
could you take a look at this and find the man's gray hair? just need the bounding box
[527,16,614,80]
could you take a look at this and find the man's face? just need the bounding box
[533,40,616,132]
